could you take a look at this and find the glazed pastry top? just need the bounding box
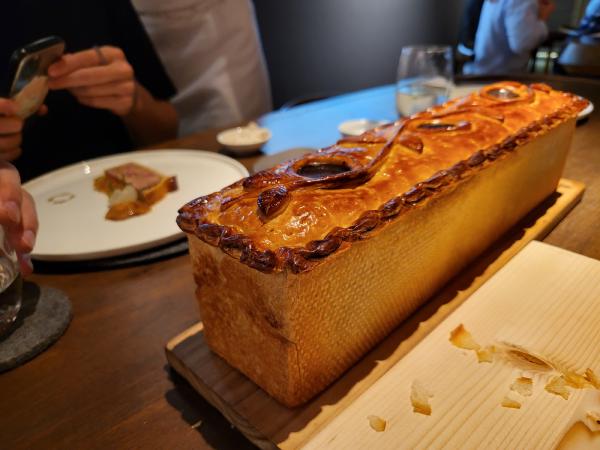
[177,82,587,273]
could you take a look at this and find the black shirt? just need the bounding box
[2,0,176,181]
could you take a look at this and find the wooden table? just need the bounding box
[2,76,599,449]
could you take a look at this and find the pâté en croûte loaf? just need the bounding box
[177,81,587,407]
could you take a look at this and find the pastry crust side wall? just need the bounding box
[189,118,576,407]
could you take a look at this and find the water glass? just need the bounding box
[0,226,22,337]
[396,45,454,117]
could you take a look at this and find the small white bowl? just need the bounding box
[217,123,271,153]
[338,119,389,137]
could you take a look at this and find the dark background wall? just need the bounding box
[253,0,467,108]
[252,0,579,108]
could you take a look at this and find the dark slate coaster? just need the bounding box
[0,282,72,372]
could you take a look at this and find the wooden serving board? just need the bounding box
[166,179,586,450]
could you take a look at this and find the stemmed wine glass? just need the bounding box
[396,45,454,117]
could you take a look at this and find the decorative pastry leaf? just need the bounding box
[257,186,290,221]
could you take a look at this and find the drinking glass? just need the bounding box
[396,45,454,117]
[0,226,22,337]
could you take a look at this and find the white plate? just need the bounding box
[24,149,248,261]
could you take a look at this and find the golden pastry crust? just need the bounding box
[177,82,587,273]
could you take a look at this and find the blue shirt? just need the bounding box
[580,0,600,34]
[585,0,600,17]
[463,0,548,75]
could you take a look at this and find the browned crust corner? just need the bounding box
[177,85,587,274]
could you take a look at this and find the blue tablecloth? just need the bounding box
[258,84,398,155]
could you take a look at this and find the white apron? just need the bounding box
[132,0,272,136]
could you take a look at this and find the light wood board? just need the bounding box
[166,179,586,449]
[304,241,600,449]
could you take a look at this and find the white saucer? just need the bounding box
[338,119,389,137]
[578,101,594,121]
[217,123,271,153]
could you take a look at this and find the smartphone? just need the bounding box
[7,36,65,118]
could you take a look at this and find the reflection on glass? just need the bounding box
[0,226,22,337]
[396,45,454,117]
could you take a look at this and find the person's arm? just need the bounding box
[504,0,553,54]
[0,161,37,275]
[47,46,178,146]
[121,82,178,146]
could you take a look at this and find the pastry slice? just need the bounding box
[94,162,178,220]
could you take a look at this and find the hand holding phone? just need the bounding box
[7,36,65,119]
[47,45,138,116]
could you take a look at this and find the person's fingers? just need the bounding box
[77,95,133,115]
[17,253,33,276]
[0,163,35,275]
[0,116,23,134]
[37,104,48,116]
[16,190,37,254]
[0,147,22,162]
[70,80,135,98]
[0,98,18,116]
[0,102,23,160]
[48,51,98,77]
[5,189,37,275]
[0,133,22,148]
[47,46,126,78]
[0,162,22,226]
[0,134,22,161]
[48,60,133,90]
